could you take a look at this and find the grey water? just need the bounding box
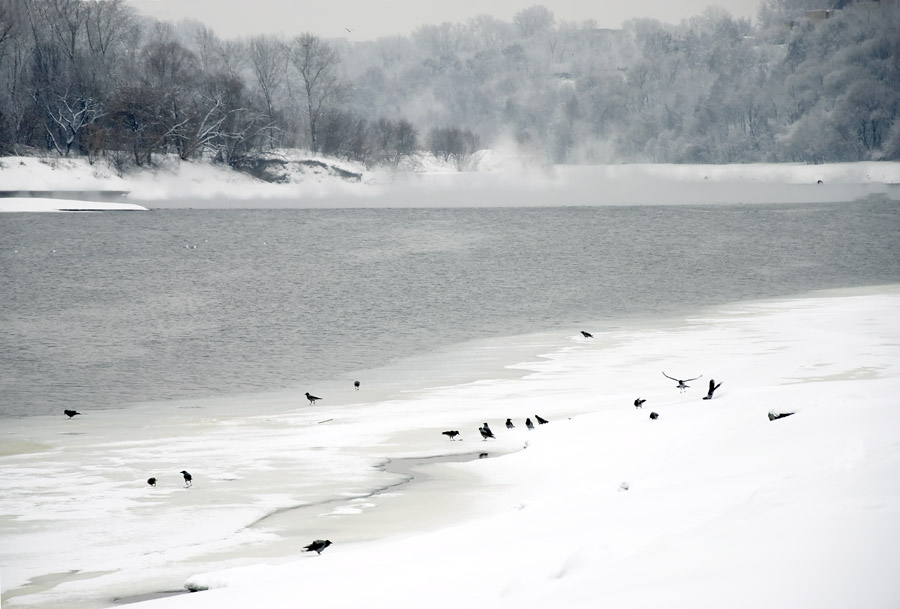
[2,201,899,418]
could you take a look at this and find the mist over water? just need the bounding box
[1,200,899,417]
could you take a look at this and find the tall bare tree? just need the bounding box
[248,35,287,121]
[288,33,342,154]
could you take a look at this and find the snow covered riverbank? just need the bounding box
[1,153,898,208]
[0,197,149,212]
[2,285,899,609]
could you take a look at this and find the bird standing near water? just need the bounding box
[180,470,192,487]
[305,392,322,405]
[535,415,549,425]
[662,372,702,393]
[505,418,515,429]
[64,409,80,419]
[354,380,360,390]
[581,331,594,338]
[702,379,723,400]
[147,477,157,487]
[442,430,460,441]
[525,418,534,430]
[634,398,646,409]
[303,539,332,555]
[479,423,495,441]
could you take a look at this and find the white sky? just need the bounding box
[125,0,763,40]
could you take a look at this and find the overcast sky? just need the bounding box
[126,0,763,41]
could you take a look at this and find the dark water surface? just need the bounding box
[2,202,898,417]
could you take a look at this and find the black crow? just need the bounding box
[581,331,594,338]
[525,418,534,430]
[354,380,360,390]
[305,392,322,405]
[634,398,646,409]
[649,412,659,420]
[662,371,702,392]
[180,470,192,487]
[702,379,723,400]
[147,477,157,487]
[505,418,515,429]
[535,415,549,425]
[442,430,460,441]
[64,409,80,419]
[768,411,794,421]
[303,539,332,555]
[479,423,495,441]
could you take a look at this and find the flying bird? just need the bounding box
[505,418,515,429]
[442,430,460,441]
[147,477,157,487]
[662,371,702,392]
[305,392,322,405]
[525,417,534,430]
[702,379,723,400]
[479,423,495,441]
[64,409,80,419]
[535,415,549,425]
[353,380,360,390]
[634,398,646,409]
[180,470,192,487]
[580,331,593,338]
[303,539,332,555]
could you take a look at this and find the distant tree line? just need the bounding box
[0,0,898,170]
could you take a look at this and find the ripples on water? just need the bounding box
[1,202,898,416]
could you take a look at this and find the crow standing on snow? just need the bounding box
[580,331,594,338]
[354,380,360,390]
[535,415,549,425]
[702,379,723,400]
[147,477,157,487]
[479,423,495,441]
[305,392,322,405]
[303,539,332,555]
[180,470,192,487]
[442,430,460,441]
[525,418,534,430]
[634,398,646,409]
[64,409,80,419]
[505,418,515,429]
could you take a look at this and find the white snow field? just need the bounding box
[1,284,899,609]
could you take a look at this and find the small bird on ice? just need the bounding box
[64,409,80,418]
[353,380,360,390]
[442,430,460,441]
[304,539,332,554]
[479,423,495,441]
[634,398,646,409]
[505,418,515,429]
[702,379,723,400]
[180,470,193,487]
[580,331,593,338]
[535,414,549,425]
[525,418,534,430]
[305,392,322,405]
[662,371,702,393]
[147,477,157,487]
